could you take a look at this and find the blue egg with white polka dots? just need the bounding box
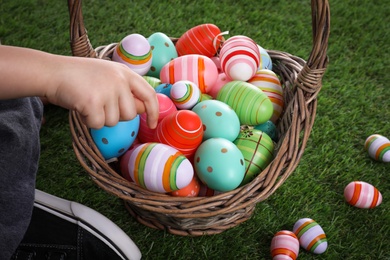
[90,115,140,160]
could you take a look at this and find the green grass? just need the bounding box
[1,0,389,259]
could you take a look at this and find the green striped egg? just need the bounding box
[234,128,274,186]
[216,81,273,125]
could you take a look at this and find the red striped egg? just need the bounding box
[293,218,328,254]
[138,93,177,143]
[112,33,152,76]
[160,54,218,93]
[270,230,300,260]
[125,143,194,193]
[248,69,284,123]
[175,23,223,57]
[364,134,390,162]
[344,181,382,208]
[219,35,260,81]
[170,80,201,110]
[155,110,203,159]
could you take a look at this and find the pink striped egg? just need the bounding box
[270,230,300,260]
[160,54,218,94]
[112,33,152,76]
[124,143,194,193]
[248,69,284,123]
[364,134,390,162]
[170,80,201,110]
[344,181,382,208]
[293,218,328,254]
[175,23,223,57]
[138,93,177,143]
[219,35,260,81]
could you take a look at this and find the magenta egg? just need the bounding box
[344,181,382,208]
[159,54,218,94]
[270,230,300,260]
[219,35,260,81]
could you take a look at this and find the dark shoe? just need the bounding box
[11,190,142,260]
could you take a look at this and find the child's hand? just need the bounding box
[46,56,159,129]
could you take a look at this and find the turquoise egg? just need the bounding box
[147,32,178,78]
[194,138,245,192]
[192,100,240,142]
[154,83,172,97]
[90,115,140,160]
[254,120,278,142]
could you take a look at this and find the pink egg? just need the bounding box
[219,35,260,81]
[207,72,232,99]
[112,33,152,76]
[125,143,194,193]
[159,54,219,94]
[344,181,382,208]
[248,69,284,123]
[293,218,328,254]
[155,110,203,159]
[170,80,201,110]
[138,93,177,143]
[270,230,300,260]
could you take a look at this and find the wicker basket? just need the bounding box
[68,0,330,236]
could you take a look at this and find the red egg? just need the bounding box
[175,23,223,57]
[138,93,177,143]
[159,54,218,94]
[169,176,201,197]
[155,110,203,159]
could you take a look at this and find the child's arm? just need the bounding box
[0,45,158,129]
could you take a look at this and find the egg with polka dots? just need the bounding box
[194,138,245,192]
[90,115,140,160]
[147,32,178,78]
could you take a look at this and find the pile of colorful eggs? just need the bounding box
[90,23,285,196]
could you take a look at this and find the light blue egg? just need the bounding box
[258,45,273,70]
[154,83,173,98]
[254,120,278,142]
[90,115,140,160]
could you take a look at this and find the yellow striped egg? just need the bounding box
[293,218,328,254]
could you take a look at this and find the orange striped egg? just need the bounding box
[138,93,177,143]
[125,143,194,193]
[216,81,273,125]
[270,230,300,260]
[155,110,203,159]
[364,134,390,162]
[170,80,201,110]
[175,23,223,57]
[112,33,152,76]
[219,35,260,81]
[344,181,382,208]
[293,218,328,254]
[248,69,284,123]
[160,54,219,94]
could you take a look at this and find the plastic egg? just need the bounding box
[170,80,201,110]
[258,45,273,70]
[234,128,274,185]
[169,176,200,197]
[160,54,219,93]
[155,110,203,159]
[344,181,382,208]
[125,143,194,193]
[192,100,240,141]
[248,69,284,123]
[208,72,232,99]
[175,23,223,57]
[219,35,260,81]
[90,116,140,160]
[194,138,245,192]
[143,76,161,88]
[217,80,273,125]
[364,134,390,162]
[112,33,152,76]
[147,32,178,78]
[270,230,300,260]
[254,120,278,142]
[154,83,173,97]
[293,218,328,254]
[138,93,177,143]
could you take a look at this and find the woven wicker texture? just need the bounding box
[68,0,330,236]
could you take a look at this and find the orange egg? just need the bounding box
[170,176,200,197]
